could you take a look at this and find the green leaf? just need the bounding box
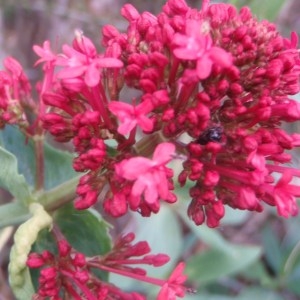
[186,244,261,285]
[235,287,283,300]
[262,226,282,274]
[31,203,112,288]
[221,206,249,226]
[228,0,285,22]
[176,198,261,285]
[0,126,36,187]
[0,126,77,190]
[283,240,300,277]
[183,294,234,300]
[110,205,184,292]
[132,205,183,276]
[54,204,111,256]
[285,266,300,296]
[248,0,285,21]
[177,205,233,252]
[0,145,32,204]
[0,202,30,228]
[239,261,274,287]
[175,288,282,300]
[282,217,300,255]
[43,142,77,190]
[184,292,234,300]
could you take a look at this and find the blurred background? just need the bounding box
[0,0,299,299]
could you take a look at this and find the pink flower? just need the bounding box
[157,262,187,300]
[108,99,154,135]
[265,170,300,218]
[27,231,166,300]
[33,40,56,65]
[115,143,176,207]
[56,35,123,87]
[173,19,232,79]
[41,0,300,227]
[121,3,140,21]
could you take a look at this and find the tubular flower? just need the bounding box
[35,0,300,228]
[108,99,154,135]
[0,56,32,130]
[157,262,187,300]
[173,19,233,80]
[26,230,186,300]
[115,142,176,212]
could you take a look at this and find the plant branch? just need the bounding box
[0,175,80,228]
[33,134,45,191]
[39,175,80,212]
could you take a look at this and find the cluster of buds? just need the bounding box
[35,0,300,227]
[0,0,296,299]
[0,56,33,130]
[27,230,187,299]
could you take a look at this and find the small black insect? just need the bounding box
[197,125,223,145]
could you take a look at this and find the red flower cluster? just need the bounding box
[33,0,300,229]
[0,57,32,130]
[27,230,186,300]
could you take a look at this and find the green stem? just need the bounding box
[0,175,80,228]
[34,134,45,191]
[283,239,300,277]
[39,175,80,212]
[134,131,168,157]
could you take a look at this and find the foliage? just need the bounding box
[0,0,299,299]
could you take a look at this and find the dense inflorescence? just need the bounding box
[0,57,33,130]
[0,0,297,298]
[31,0,300,227]
[27,230,186,300]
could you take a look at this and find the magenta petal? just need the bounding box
[169,262,186,282]
[131,178,147,198]
[128,193,140,210]
[173,48,198,60]
[4,57,23,76]
[153,143,175,165]
[155,172,169,199]
[136,99,153,114]
[196,56,212,79]
[290,31,298,48]
[73,35,97,57]
[33,45,46,58]
[144,184,158,204]
[115,157,153,180]
[85,64,100,87]
[157,283,170,300]
[209,47,233,68]
[172,33,189,46]
[118,119,137,135]
[58,66,86,79]
[108,101,134,116]
[62,44,82,58]
[97,57,123,68]
[138,115,154,132]
[33,41,55,63]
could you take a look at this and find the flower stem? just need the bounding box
[134,131,168,157]
[33,134,45,191]
[0,176,80,228]
[39,175,80,212]
[88,262,166,287]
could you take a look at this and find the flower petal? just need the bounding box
[153,143,175,165]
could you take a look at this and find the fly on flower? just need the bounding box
[197,124,223,145]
